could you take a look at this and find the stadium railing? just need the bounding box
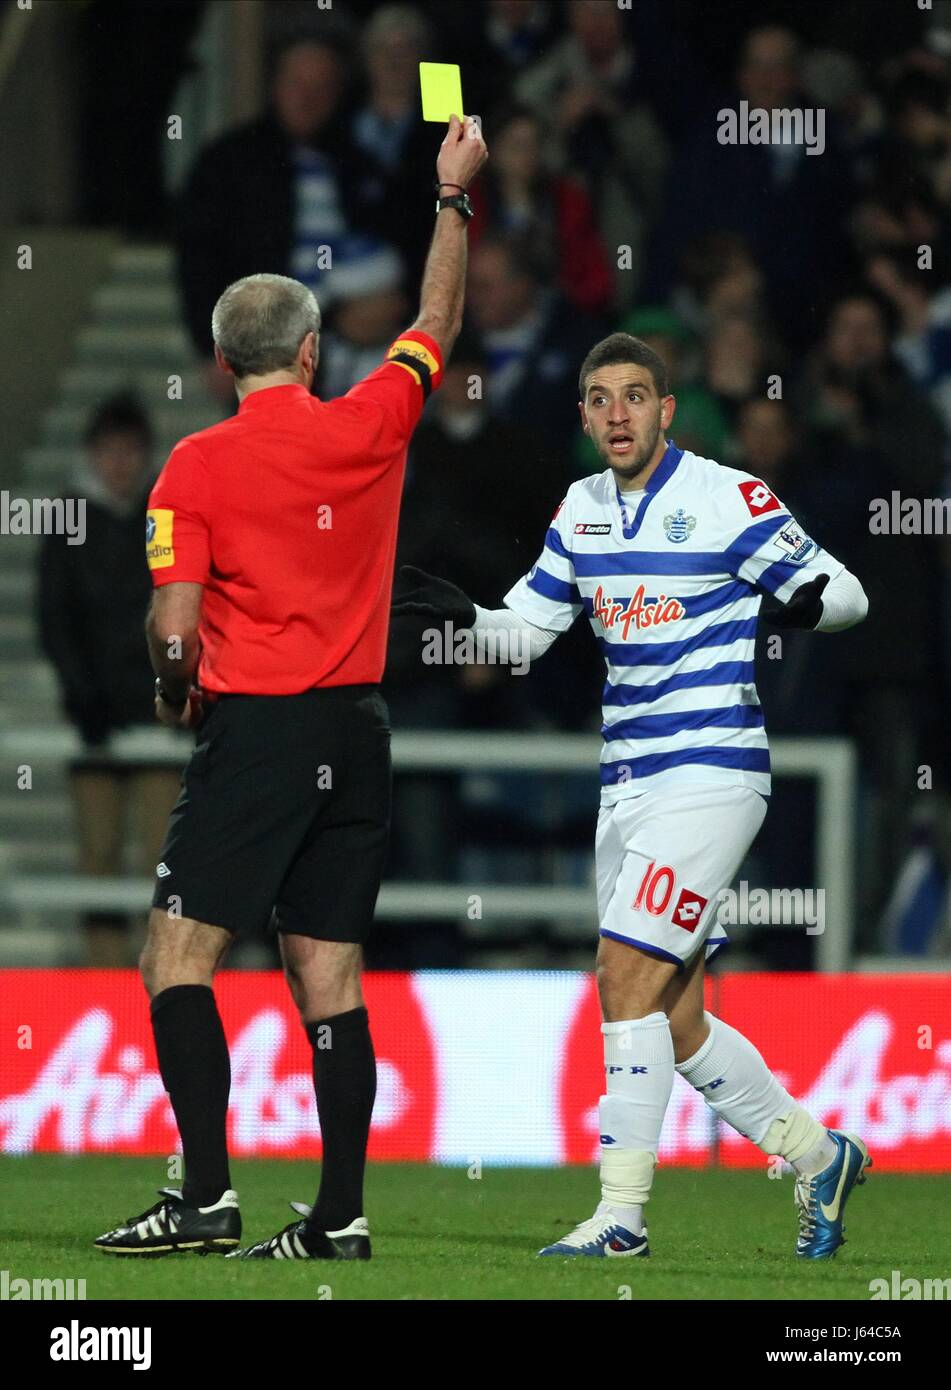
[0,728,857,969]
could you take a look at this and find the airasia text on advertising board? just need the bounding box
[1,971,949,1170]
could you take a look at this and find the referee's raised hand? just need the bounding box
[437,114,488,192]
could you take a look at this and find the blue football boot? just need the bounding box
[794,1130,871,1259]
[538,1203,650,1258]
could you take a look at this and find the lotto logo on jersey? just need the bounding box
[738,480,781,517]
[672,888,708,932]
[145,509,174,569]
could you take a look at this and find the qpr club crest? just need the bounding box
[663,508,696,543]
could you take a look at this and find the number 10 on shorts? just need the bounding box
[632,860,708,932]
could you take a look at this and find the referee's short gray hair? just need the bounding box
[211,273,321,379]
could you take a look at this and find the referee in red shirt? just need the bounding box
[95,116,488,1262]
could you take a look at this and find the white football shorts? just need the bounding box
[595,783,768,969]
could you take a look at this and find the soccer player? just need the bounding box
[394,332,871,1259]
[93,115,487,1261]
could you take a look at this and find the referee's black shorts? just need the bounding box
[151,684,391,942]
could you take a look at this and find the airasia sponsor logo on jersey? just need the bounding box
[593,583,685,639]
[1,972,949,1172]
[739,479,781,517]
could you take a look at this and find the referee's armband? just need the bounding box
[385,337,440,401]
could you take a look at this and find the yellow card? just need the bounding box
[419,62,464,123]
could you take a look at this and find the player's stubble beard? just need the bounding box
[600,406,664,490]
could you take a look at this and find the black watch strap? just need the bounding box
[155,677,186,711]
[436,191,473,221]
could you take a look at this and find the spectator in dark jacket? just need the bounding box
[176,36,394,404]
[795,288,947,496]
[348,4,441,291]
[646,25,850,348]
[39,396,156,744]
[466,231,607,459]
[437,0,561,117]
[37,396,183,965]
[792,293,947,923]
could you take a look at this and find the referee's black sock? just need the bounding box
[150,984,232,1209]
[305,1006,376,1231]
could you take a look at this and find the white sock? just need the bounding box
[761,1112,838,1177]
[599,1012,674,1232]
[676,1013,834,1172]
[675,1012,796,1145]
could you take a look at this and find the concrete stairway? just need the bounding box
[0,242,219,963]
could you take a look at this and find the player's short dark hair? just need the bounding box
[84,392,152,448]
[578,333,670,401]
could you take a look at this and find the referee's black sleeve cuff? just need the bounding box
[388,351,433,400]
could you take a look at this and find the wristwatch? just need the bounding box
[433,180,472,221]
[155,677,186,712]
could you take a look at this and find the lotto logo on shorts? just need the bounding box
[672,888,708,932]
[738,480,780,517]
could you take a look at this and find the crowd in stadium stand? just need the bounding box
[58,0,951,960]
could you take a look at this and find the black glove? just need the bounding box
[391,566,477,629]
[759,573,829,630]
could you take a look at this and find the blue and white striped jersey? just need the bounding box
[504,441,844,803]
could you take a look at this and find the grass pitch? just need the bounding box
[2,1155,948,1301]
